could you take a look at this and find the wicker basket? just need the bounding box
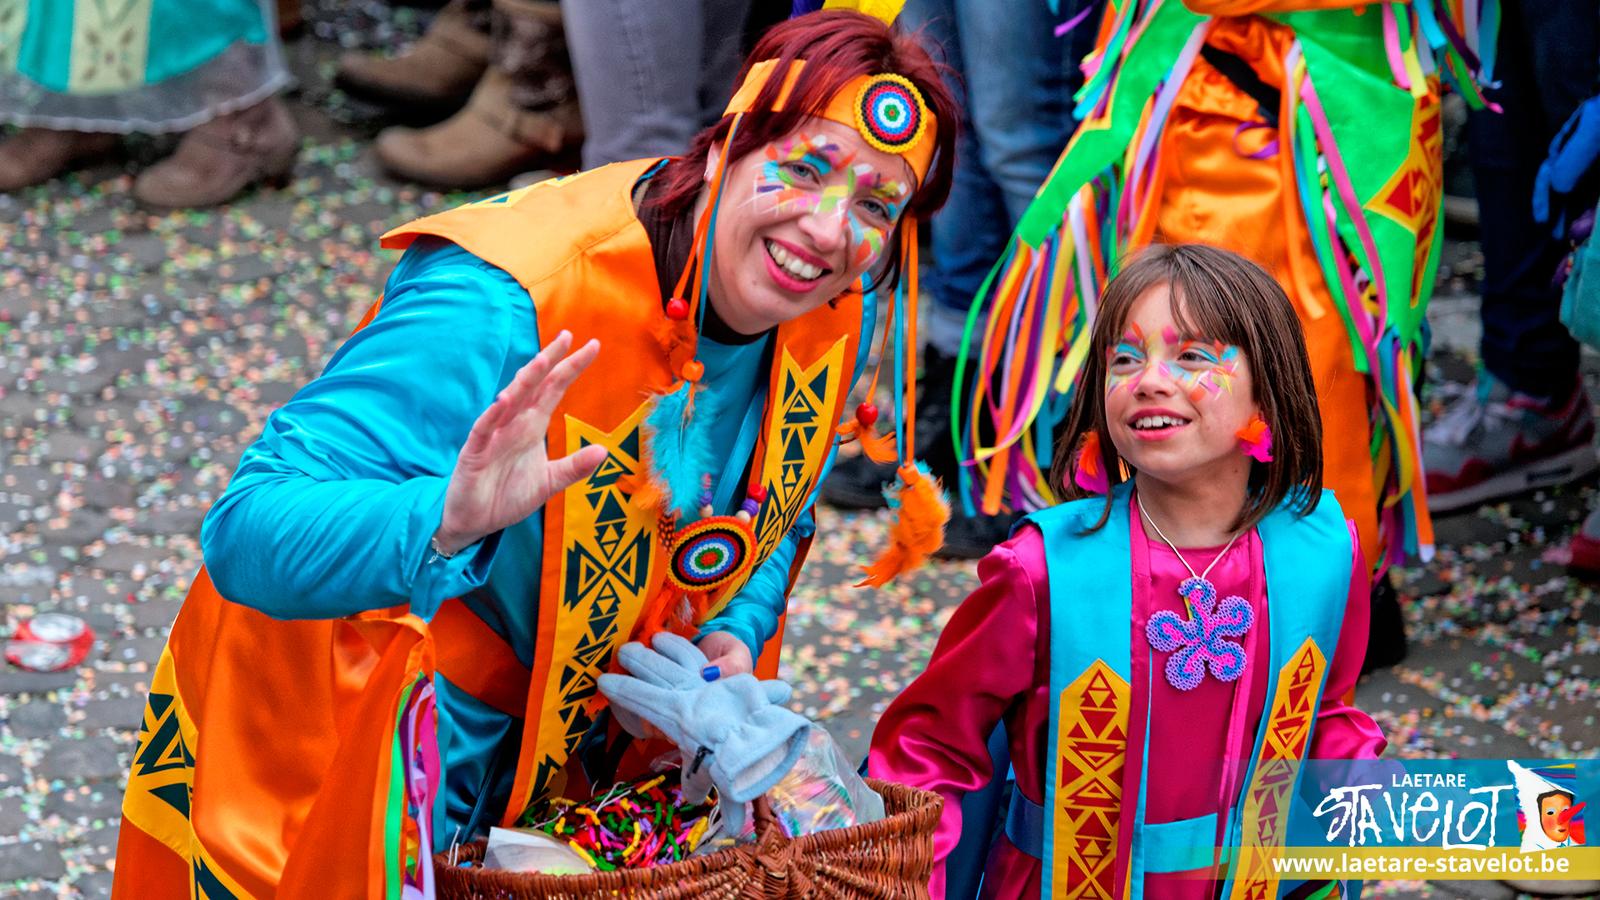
[434,778,942,899]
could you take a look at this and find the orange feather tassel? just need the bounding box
[858,462,950,587]
[835,419,900,464]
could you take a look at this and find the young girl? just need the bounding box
[870,244,1385,899]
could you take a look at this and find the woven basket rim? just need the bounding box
[433,778,943,890]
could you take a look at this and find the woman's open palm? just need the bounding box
[435,331,609,554]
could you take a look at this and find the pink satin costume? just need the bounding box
[869,494,1386,898]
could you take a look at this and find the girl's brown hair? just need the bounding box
[1050,243,1323,533]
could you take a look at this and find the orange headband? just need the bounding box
[723,59,937,185]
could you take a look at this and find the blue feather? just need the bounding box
[644,382,720,517]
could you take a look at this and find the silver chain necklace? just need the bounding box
[1136,493,1242,582]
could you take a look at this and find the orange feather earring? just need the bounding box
[1236,414,1274,463]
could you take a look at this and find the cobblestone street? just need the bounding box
[3,9,1599,899]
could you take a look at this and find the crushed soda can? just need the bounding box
[5,613,95,672]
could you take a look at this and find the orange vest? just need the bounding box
[113,159,865,899]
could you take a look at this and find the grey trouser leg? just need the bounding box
[561,0,750,167]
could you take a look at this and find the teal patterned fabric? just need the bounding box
[0,0,287,132]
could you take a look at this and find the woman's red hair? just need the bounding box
[648,10,958,222]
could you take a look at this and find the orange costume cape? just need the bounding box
[113,159,866,898]
[953,0,1495,570]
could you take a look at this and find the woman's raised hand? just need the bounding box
[434,331,608,555]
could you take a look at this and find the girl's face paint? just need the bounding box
[1106,323,1150,395]
[1101,287,1259,490]
[706,117,915,335]
[1162,339,1241,401]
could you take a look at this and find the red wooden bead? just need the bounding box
[747,484,768,503]
[855,403,879,427]
[681,360,705,382]
[665,298,690,320]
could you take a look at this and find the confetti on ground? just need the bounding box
[1,9,1596,900]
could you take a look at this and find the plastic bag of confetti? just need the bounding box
[729,724,884,841]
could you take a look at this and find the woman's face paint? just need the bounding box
[705,116,916,335]
[748,131,909,270]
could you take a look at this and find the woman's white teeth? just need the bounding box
[1133,415,1188,430]
[767,241,823,282]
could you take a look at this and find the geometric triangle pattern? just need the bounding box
[720,338,846,618]
[1363,90,1443,307]
[1053,660,1130,899]
[1230,637,1327,900]
[531,401,658,804]
[121,645,251,899]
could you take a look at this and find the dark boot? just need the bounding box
[823,346,959,510]
[822,347,1015,559]
[1362,573,1409,673]
[277,0,304,37]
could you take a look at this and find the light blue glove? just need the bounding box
[598,633,811,835]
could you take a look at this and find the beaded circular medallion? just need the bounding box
[667,516,757,592]
[853,73,929,155]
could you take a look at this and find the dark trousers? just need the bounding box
[1470,0,1598,398]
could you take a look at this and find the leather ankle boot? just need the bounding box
[132,97,300,209]
[375,0,580,189]
[335,0,491,115]
[0,129,118,191]
[374,68,581,189]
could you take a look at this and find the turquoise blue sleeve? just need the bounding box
[697,424,844,660]
[697,287,872,660]
[200,239,540,620]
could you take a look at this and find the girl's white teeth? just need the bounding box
[1134,415,1188,430]
[767,241,822,282]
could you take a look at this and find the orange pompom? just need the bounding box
[1235,415,1274,463]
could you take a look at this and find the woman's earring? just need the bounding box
[1074,431,1110,494]
[1236,414,1274,463]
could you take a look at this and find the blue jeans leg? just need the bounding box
[901,0,1082,355]
[1471,0,1597,398]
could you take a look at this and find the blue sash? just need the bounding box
[1029,482,1350,899]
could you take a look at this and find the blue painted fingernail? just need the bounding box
[701,665,720,682]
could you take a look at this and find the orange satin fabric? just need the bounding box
[383,161,864,824]
[116,160,862,898]
[1146,17,1380,563]
[113,571,432,900]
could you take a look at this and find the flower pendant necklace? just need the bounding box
[1138,494,1255,691]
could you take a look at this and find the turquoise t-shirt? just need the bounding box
[200,238,834,839]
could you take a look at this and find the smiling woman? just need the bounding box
[110,8,959,899]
